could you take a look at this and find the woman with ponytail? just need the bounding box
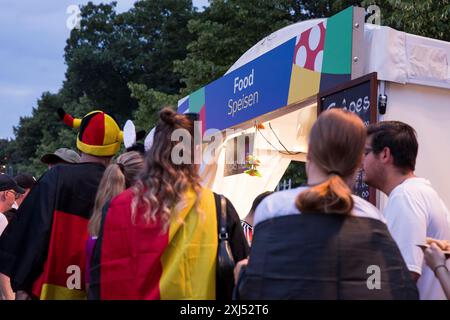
[251,109,384,225]
[235,109,418,300]
[295,108,377,217]
[90,107,248,300]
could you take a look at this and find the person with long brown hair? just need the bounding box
[89,107,248,300]
[235,109,418,299]
[253,109,384,224]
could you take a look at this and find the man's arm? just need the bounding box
[0,273,14,300]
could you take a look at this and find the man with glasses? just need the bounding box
[363,121,450,300]
[0,175,24,236]
[3,174,37,223]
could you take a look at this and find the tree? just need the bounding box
[8,93,97,177]
[129,83,180,131]
[64,0,195,122]
[8,92,68,174]
[361,0,449,41]
[0,139,10,174]
[278,161,307,189]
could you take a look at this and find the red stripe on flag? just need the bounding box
[100,189,169,300]
[32,210,89,298]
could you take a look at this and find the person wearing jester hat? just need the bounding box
[0,108,124,300]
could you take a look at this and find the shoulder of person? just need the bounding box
[39,165,61,180]
[212,191,238,216]
[104,189,134,228]
[254,187,306,226]
[389,178,440,211]
[351,195,385,223]
[110,188,134,207]
[393,177,434,197]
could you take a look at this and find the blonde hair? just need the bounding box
[88,151,144,236]
[132,107,202,231]
[296,109,366,215]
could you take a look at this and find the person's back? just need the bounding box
[92,187,218,299]
[239,212,418,299]
[384,177,450,299]
[24,163,105,299]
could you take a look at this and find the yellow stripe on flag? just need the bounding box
[40,283,87,300]
[160,188,217,300]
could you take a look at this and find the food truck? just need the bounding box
[178,6,450,217]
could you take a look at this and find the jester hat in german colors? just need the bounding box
[57,108,123,157]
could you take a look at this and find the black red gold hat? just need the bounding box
[57,108,123,157]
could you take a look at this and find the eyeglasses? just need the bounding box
[363,148,374,156]
[6,190,21,200]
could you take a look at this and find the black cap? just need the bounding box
[14,174,37,190]
[0,174,25,194]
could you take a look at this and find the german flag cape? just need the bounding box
[89,187,218,300]
[0,163,105,299]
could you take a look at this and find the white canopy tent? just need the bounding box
[201,20,450,217]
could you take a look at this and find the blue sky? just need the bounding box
[0,0,209,139]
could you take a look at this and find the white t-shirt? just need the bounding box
[0,212,8,236]
[254,186,385,226]
[383,177,450,300]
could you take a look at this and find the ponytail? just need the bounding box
[296,109,366,215]
[296,174,354,215]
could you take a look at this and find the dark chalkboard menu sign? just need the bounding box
[317,72,378,205]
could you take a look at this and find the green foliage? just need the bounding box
[0,139,12,174]
[6,94,97,177]
[362,0,450,41]
[279,161,307,189]
[64,0,195,121]
[129,82,180,130]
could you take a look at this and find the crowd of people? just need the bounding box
[0,106,449,300]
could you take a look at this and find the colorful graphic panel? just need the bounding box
[178,7,354,132]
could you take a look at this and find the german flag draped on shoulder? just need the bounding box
[89,187,219,300]
[0,162,105,299]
